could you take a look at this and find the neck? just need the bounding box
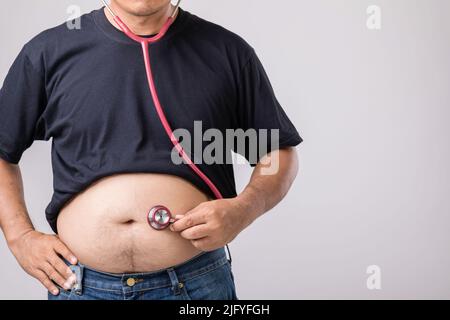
[104,2,176,36]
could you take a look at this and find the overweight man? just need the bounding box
[0,0,302,300]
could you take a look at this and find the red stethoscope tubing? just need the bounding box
[112,14,224,200]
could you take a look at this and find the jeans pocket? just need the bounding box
[181,286,193,300]
[226,261,238,300]
[48,287,73,300]
[228,260,235,282]
[183,263,237,300]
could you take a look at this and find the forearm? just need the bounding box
[0,159,34,245]
[235,147,299,227]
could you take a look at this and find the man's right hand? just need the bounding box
[8,230,78,296]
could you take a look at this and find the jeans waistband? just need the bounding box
[69,247,229,294]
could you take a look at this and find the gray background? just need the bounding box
[1,0,449,299]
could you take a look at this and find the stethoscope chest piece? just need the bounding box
[147,205,174,230]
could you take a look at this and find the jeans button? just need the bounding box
[126,278,136,287]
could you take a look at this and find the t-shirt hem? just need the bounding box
[249,132,303,167]
[0,148,20,164]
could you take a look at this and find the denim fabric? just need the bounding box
[48,247,238,300]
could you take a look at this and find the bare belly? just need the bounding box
[57,173,210,273]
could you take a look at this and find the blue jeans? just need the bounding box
[48,247,238,300]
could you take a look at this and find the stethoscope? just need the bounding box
[100,0,224,230]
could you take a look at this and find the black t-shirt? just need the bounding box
[0,8,302,233]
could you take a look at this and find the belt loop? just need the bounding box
[70,264,84,296]
[167,268,182,295]
[225,244,232,266]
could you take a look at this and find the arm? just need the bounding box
[0,159,34,242]
[0,158,78,295]
[170,147,299,251]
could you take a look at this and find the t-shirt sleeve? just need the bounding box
[234,50,303,166]
[0,46,48,164]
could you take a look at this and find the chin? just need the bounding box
[113,0,171,16]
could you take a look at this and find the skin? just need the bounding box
[0,0,300,297]
[170,149,299,251]
[105,0,178,35]
[0,160,78,296]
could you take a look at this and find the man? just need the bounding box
[0,0,302,300]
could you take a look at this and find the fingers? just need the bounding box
[180,224,210,240]
[50,255,73,279]
[49,253,77,290]
[47,239,78,290]
[53,240,77,265]
[35,269,59,296]
[171,210,208,232]
[191,238,214,251]
[41,262,68,290]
